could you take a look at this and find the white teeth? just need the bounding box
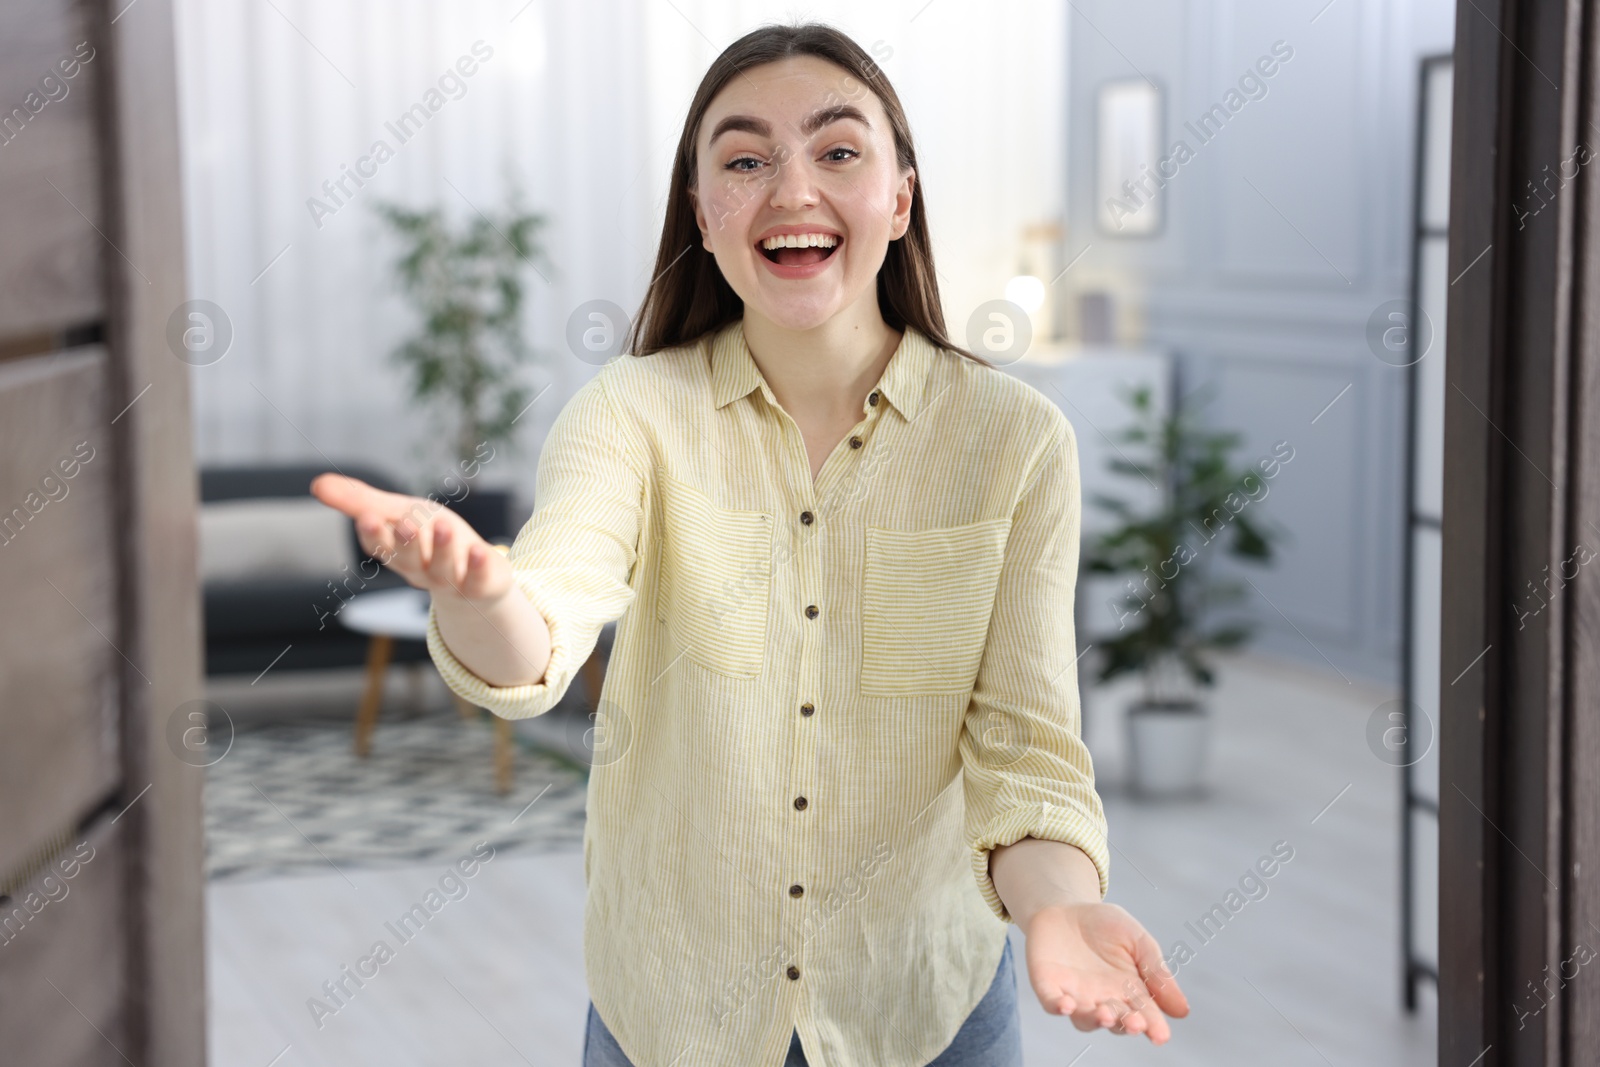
[760,233,840,250]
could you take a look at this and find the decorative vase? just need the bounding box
[1125,700,1211,798]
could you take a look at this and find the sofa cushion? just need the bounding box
[199,497,355,584]
[203,570,407,639]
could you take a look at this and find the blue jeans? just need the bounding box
[583,935,1022,1066]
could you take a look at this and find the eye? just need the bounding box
[725,155,764,173]
[824,147,860,163]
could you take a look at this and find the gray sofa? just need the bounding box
[198,463,432,677]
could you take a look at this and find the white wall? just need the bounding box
[173,0,1070,504]
[1061,0,1456,684]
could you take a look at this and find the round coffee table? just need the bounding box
[339,586,515,794]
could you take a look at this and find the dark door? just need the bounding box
[0,0,205,1062]
[1442,0,1600,1063]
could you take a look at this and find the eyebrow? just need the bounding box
[707,104,872,148]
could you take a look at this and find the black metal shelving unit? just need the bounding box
[1398,52,1453,1012]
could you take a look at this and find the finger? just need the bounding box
[1112,998,1149,1036]
[1051,973,1109,1028]
[1031,970,1075,1018]
[1067,1005,1101,1032]
[1100,1004,1139,1036]
[426,517,465,590]
[355,515,395,563]
[1108,997,1151,1036]
[1109,972,1172,1043]
[1132,934,1189,1018]
[366,516,432,588]
[394,509,435,558]
[371,496,443,550]
[1071,998,1124,1033]
[460,540,507,602]
[310,473,395,519]
[1112,977,1171,1044]
[1131,993,1173,1045]
[458,541,485,599]
[1052,971,1121,1030]
[416,512,440,572]
[389,513,432,580]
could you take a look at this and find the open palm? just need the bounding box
[1021,901,1189,1045]
[309,473,512,603]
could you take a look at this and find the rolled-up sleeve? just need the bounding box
[961,413,1111,922]
[426,369,646,719]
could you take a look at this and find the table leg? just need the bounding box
[407,662,426,712]
[354,634,393,758]
[494,715,514,795]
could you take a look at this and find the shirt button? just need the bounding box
[800,510,814,525]
[789,884,804,898]
[787,965,801,980]
[849,436,862,449]
[868,391,879,405]
[800,702,814,716]
[793,796,808,810]
[805,604,819,619]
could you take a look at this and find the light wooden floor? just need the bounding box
[207,652,1437,1066]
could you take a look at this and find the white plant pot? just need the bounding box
[1126,701,1211,798]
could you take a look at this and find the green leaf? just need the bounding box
[1202,625,1253,648]
[1085,376,1288,691]
[372,186,549,466]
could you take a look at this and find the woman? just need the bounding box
[314,22,1187,1067]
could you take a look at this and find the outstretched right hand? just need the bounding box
[310,473,513,604]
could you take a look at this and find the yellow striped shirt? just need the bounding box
[426,318,1110,1067]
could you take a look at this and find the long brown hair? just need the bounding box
[623,22,985,365]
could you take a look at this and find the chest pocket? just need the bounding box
[654,470,773,678]
[860,517,1013,697]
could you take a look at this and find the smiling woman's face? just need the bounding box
[691,55,915,333]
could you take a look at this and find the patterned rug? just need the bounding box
[203,708,591,882]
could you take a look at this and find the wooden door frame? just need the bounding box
[1443,0,1600,1062]
[96,0,208,1062]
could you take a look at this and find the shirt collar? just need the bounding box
[709,318,937,421]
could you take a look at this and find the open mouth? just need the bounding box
[758,234,841,268]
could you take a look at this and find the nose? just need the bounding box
[766,143,820,212]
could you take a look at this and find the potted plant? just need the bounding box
[372,189,552,542]
[1082,383,1283,798]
